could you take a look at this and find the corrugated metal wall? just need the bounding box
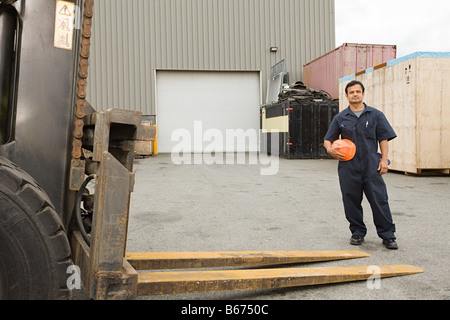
[86,0,335,115]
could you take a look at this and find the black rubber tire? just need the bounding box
[0,156,72,300]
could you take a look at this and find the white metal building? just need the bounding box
[86,0,336,153]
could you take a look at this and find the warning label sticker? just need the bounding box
[54,1,75,50]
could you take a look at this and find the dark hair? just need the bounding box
[345,81,365,94]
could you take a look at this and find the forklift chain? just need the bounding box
[72,0,94,160]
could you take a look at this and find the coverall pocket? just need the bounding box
[339,121,355,140]
[365,124,377,140]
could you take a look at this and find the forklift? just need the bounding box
[0,0,422,300]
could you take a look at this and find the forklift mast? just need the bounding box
[0,0,147,299]
[0,0,82,222]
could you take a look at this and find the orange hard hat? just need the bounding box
[332,139,356,161]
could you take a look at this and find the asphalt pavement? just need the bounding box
[125,153,450,301]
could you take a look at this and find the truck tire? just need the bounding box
[0,156,72,299]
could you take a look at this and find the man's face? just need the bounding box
[346,84,364,105]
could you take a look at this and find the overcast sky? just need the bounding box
[335,0,450,58]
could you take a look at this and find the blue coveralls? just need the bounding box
[324,104,397,240]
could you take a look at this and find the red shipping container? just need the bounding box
[303,43,397,99]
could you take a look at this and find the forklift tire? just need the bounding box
[0,156,72,300]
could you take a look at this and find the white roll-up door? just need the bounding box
[156,71,261,153]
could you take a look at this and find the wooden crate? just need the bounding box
[135,140,153,156]
[135,121,155,157]
[339,52,450,175]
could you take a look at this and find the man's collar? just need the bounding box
[344,103,373,116]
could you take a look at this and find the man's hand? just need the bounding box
[378,158,389,175]
[324,140,346,161]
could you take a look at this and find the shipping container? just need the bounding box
[303,43,397,99]
[339,52,450,175]
[261,100,339,159]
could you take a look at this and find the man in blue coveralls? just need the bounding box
[324,80,398,250]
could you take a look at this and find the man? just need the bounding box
[324,80,398,250]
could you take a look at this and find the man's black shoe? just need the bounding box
[350,235,364,246]
[382,239,398,250]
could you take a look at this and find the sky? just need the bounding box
[335,0,450,58]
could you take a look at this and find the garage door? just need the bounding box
[156,71,261,153]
